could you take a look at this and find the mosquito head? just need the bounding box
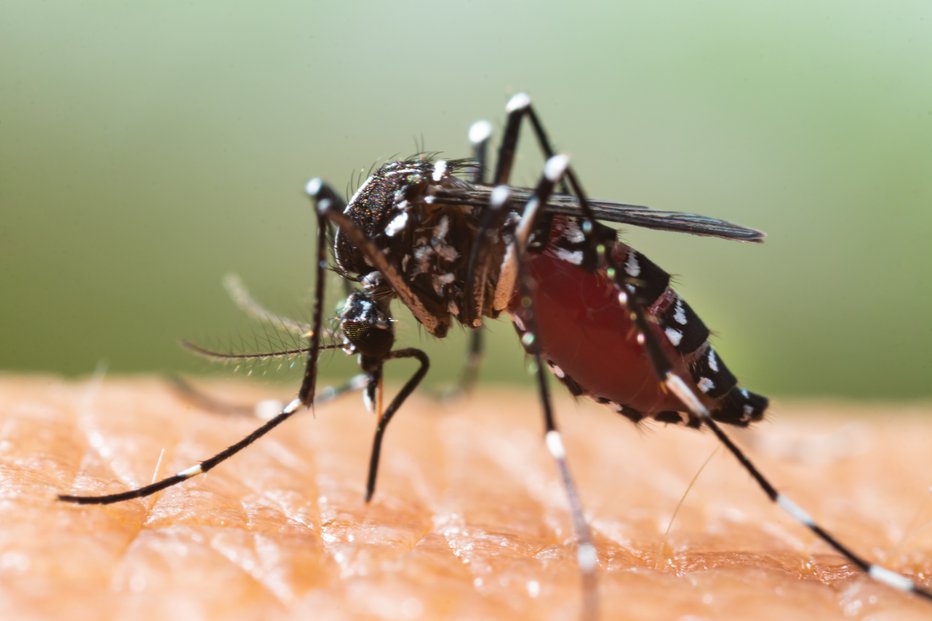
[339,291,394,359]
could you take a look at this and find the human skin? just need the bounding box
[1,376,930,621]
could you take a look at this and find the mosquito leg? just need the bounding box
[59,373,369,504]
[166,375,255,416]
[364,348,430,502]
[499,156,600,620]
[166,374,368,419]
[438,120,494,397]
[628,288,930,601]
[461,186,513,326]
[58,395,307,504]
[468,119,493,185]
[450,330,483,397]
[492,156,571,311]
[557,163,932,603]
[309,179,444,336]
[58,177,340,505]
[298,179,343,406]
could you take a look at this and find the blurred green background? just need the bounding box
[2,1,931,399]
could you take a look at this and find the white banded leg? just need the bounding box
[59,370,373,505]
[60,182,343,505]
[604,221,932,604]
[502,111,932,601]
[308,179,442,337]
[59,397,304,504]
[443,120,495,395]
[503,155,600,620]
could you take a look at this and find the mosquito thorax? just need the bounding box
[334,160,433,276]
[333,158,499,338]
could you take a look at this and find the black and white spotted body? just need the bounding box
[337,158,767,430]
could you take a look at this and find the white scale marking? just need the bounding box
[545,430,566,459]
[868,565,915,592]
[776,494,814,526]
[432,160,447,182]
[178,464,203,479]
[545,154,570,182]
[554,247,584,265]
[625,251,640,277]
[432,272,455,294]
[507,92,531,112]
[562,219,585,243]
[665,374,710,418]
[433,215,450,242]
[469,120,493,145]
[490,185,511,207]
[304,177,323,196]
[708,348,719,372]
[385,212,409,237]
[673,298,687,325]
[665,327,683,347]
[577,543,598,572]
[697,377,715,393]
[361,271,382,289]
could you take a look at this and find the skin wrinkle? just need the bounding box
[76,383,309,609]
[69,378,172,576]
[391,417,452,568]
[206,527,292,607]
[211,424,330,603]
[5,378,932,620]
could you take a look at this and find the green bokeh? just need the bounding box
[2,2,931,399]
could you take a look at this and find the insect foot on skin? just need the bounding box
[59,94,931,619]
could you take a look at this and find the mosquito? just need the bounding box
[60,94,931,618]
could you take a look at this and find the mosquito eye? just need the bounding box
[342,322,393,358]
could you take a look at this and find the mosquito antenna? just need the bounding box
[180,340,342,362]
[222,273,312,337]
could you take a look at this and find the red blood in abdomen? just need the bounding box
[508,248,690,414]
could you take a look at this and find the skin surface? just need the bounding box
[1,376,930,621]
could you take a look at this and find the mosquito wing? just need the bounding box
[546,193,766,242]
[434,185,765,243]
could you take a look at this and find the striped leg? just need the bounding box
[492,93,569,195]
[446,120,494,394]
[637,304,930,601]
[500,156,600,621]
[309,180,444,336]
[556,162,932,604]
[166,373,367,419]
[492,92,931,603]
[59,180,341,505]
[57,376,365,505]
